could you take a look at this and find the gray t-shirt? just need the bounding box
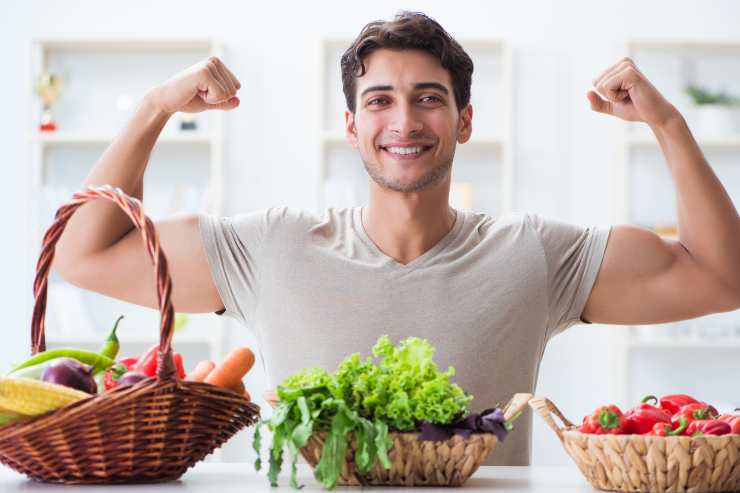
[198,207,610,466]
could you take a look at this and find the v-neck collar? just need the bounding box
[351,206,465,270]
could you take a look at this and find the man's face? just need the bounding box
[345,49,473,193]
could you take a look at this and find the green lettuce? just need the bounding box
[254,336,472,489]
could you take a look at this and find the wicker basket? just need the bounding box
[530,397,740,493]
[264,389,532,486]
[0,185,260,484]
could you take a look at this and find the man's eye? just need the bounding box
[420,95,441,103]
[368,97,388,106]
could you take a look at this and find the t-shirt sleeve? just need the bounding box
[198,210,268,327]
[526,213,611,338]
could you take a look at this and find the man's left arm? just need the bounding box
[582,58,740,325]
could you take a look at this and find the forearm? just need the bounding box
[55,91,169,263]
[652,115,740,291]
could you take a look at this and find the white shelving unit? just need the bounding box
[26,38,226,374]
[316,39,513,215]
[611,40,740,406]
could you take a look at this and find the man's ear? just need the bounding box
[457,104,473,144]
[345,110,359,149]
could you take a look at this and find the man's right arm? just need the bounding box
[52,57,241,313]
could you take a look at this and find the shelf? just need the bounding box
[628,135,740,149]
[32,133,214,146]
[26,37,226,384]
[36,38,214,53]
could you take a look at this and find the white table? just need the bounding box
[0,463,598,492]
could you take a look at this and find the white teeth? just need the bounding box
[386,146,423,155]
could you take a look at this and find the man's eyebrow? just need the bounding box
[359,82,450,98]
[414,82,449,94]
[360,85,393,98]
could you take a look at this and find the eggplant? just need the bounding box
[41,358,97,394]
[116,371,148,388]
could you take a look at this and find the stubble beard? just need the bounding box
[361,151,454,193]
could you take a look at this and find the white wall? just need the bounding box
[2,0,739,467]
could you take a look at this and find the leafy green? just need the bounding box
[685,84,740,106]
[254,336,472,489]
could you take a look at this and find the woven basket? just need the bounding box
[530,397,740,493]
[0,185,260,484]
[264,389,532,486]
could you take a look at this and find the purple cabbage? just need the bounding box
[418,407,510,442]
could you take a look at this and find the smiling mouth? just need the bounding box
[380,145,434,159]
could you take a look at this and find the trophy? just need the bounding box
[35,72,64,132]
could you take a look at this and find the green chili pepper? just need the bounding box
[99,315,123,360]
[7,360,54,380]
[9,349,115,376]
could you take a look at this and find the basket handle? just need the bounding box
[502,392,533,422]
[528,397,575,443]
[31,184,178,381]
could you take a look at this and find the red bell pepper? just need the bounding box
[134,344,160,377]
[102,356,140,391]
[119,357,138,370]
[658,394,700,415]
[671,403,718,428]
[686,419,731,437]
[646,415,688,436]
[133,344,185,379]
[624,395,672,434]
[718,414,740,434]
[580,405,627,435]
[173,352,186,379]
[103,363,129,391]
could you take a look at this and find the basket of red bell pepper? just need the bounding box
[575,394,738,438]
[529,394,740,493]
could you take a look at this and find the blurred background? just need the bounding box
[1,0,739,466]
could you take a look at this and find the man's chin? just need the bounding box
[362,157,453,194]
[369,172,448,194]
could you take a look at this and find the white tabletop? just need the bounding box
[0,463,598,492]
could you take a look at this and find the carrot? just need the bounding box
[230,379,246,395]
[230,381,251,402]
[185,360,216,382]
[204,347,255,389]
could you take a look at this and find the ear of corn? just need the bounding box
[0,409,29,426]
[0,377,90,416]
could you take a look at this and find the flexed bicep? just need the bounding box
[56,214,224,314]
[582,225,739,325]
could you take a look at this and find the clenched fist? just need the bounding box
[150,56,241,115]
[587,57,680,129]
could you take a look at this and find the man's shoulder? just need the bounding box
[228,206,351,224]
[226,206,356,239]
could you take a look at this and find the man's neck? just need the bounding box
[362,180,457,265]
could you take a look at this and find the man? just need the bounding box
[53,12,740,466]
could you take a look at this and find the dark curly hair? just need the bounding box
[341,11,474,113]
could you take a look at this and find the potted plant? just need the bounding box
[685,84,740,137]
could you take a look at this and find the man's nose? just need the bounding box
[388,104,423,137]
